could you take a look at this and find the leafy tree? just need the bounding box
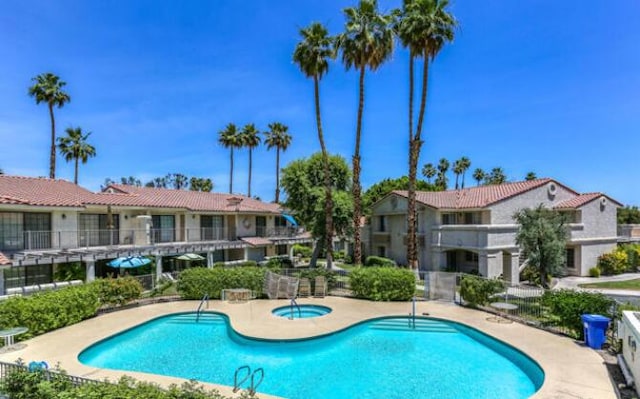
[617,206,640,224]
[281,153,352,267]
[264,122,292,203]
[435,158,450,190]
[172,173,189,189]
[421,163,436,183]
[190,177,213,192]
[396,0,456,271]
[472,168,485,186]
[218,123,241,194]
[485,167,507,185]
[28,73,71,179]
[240,123,261,197]
[459,156,471,188]
[525,171,537,181]
[337,0,394,267]
[293,22,337,268]
[57,127,96,184]
[362,176,434,215]
[514,204,569,288]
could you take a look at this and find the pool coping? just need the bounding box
[0,297,616,399]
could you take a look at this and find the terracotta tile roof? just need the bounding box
[554,193,623,209]
[393,179,557,209]
[240,236,274,246]
[0,176,90,207]
[0,251,12,266]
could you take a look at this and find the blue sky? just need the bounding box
[1,1,639,205]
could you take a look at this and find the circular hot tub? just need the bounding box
[272,304,332,319]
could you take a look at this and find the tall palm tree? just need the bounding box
[28,73,71,179]
[293,22,336,269]
[264,122,292,203]
[459,156,471,188]
[525,171,537,181]
[57,127,96,184]
[337,0,394,266]
[240,124,261,197]
[397,0,456,271]
[435,158,450,190]
[452,159,463,190]
[473,168,485,186]
[421,163,436,183]
[218,123,241,193]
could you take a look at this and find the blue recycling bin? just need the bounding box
[581,314,610,349]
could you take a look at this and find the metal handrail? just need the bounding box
[411,295,417,329]
[289,298,301,320]
[233,365,251,393]
[195,294,209,322]
[249,367,264,395]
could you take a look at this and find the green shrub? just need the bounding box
[177,267,266,299]
[588,267,601,277]
[92,277,143,306]
[0,364,253,399]
[364,256,396,267]
[212,260,258,268]
[459,275,505,307]
[597,249,629,275]
[349,267,415,301]
[292,244,312,258]
[265,257,292,269]
[0,284,100,341]
[53,262,86,281]
[621,243,640,271]
[541,289,614,339]
[519,264,549,286]
[333,251,346,261]
[296,268,338,290]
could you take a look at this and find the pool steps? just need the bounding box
[169,313,225,325]
[370,318,458,333]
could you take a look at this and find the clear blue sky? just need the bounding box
[1,1,639,205]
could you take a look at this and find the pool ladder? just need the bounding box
[195,293,209,322]
[408,295,416,329]
[233,365,264,395]
[289,298,302,320]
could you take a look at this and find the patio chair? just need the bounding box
[313,276,326,298]
[298,278,311,298]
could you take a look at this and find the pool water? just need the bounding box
[272,304,332,318]
[79,313,543,399]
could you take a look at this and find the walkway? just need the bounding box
[555,273,640,297]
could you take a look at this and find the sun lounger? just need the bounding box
[298,278,311,297]
[314,276,326,298]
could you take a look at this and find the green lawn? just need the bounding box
[578,279,640,290]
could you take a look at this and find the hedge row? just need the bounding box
[364,256,396,267]
[177,267,266,299]
[349,267,415,301]
[0,367,255,399]
[541,289,614,338]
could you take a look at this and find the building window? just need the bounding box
[256,216,267,237]
[4,264,53,289]
[79,214,120,246]
[565,248,575,269]
[274,216,287,227]
[441,213,456,225]
[377,246,386,257]
[464,251,479,263]
[0,212,24,251]
[151,215,175,243]
[201,215,224,240]
[276,245,288,255]
[377,215,387,232]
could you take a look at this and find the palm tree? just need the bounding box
[28,73,71,179]
[293,22,336,269]
[525,171,537,181]
[218,123,241,193]
[486,167,507,185]
[435,158,450,190]
[459,156,471,188]
[240,124,261,197]
[337,0,394,266]
[421,163,436,183]
[57,127,96,184]
[396,0,456,271]
[264,122,292,203]
[473,168,485,186]
[452,159,463,189]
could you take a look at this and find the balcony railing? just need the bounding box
[1,226,303,252]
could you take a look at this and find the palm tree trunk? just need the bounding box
[461,171,466,189]
[229,147,234,194]
[74,157,79,184]
[352,65,366,266]
[314,75,333,269]
[248,148,252,197]
[455,174,459,190]
[48,103,56,179]
[275,147,280,203]
[407,54,417,272]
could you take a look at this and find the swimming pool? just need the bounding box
[272,304,332,318]
[79,312,544,399]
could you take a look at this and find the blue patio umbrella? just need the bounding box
[107,256,151,268]
[281,213,298,226]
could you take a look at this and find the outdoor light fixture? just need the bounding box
[61,214,66,219]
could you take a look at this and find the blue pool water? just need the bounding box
[272,304,332,318]
[79,313,544,399]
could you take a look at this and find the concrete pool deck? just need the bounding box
[0,297,616,399]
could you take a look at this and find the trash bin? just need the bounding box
[581,314,611,349]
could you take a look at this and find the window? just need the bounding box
[377,246,386,257]
[0,212,23,251]
[256,216,267,236]
[441,213,457,225]
[201,215,224,240]
[276,245,288,255]
[464,212,482,225]
[378,215,387,232]
[4,264,53,289]
[24,213,52,249]
[464,251,479,263]
[151,215,175,243]
[79,214,120,246]
[274,216,287,227]
[565,248,575,269]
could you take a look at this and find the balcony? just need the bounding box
[255,226,299,238]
